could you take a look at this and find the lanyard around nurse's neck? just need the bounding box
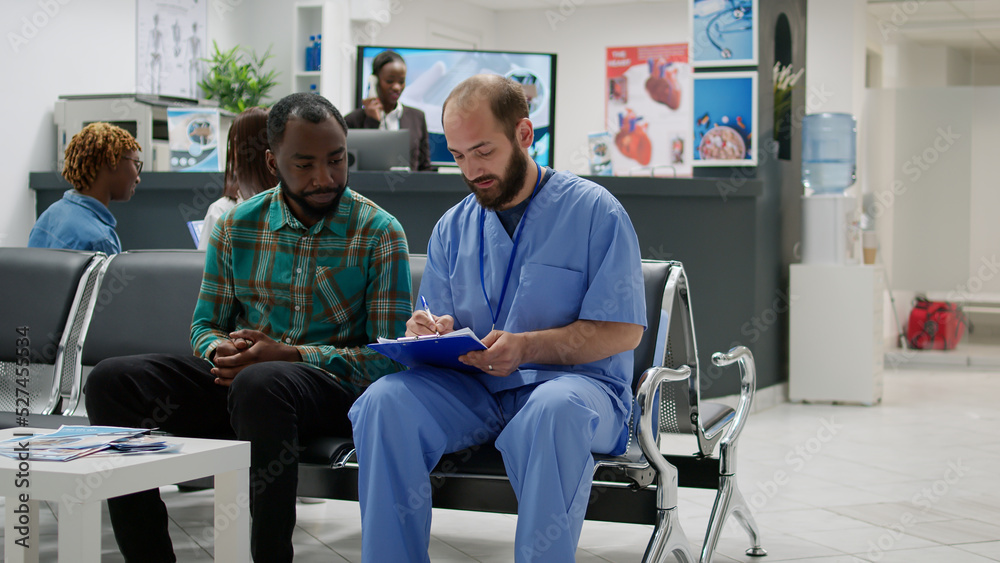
[479,161,542,332]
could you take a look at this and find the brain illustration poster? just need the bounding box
[605,44,693,177]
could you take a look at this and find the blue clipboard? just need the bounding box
[368,328,487,373]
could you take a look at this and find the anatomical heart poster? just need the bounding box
[605,44,692,177]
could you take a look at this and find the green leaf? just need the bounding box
[198,42,281,113]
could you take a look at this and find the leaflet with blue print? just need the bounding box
[0,425,180,461]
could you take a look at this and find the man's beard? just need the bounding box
[276,168,347,220]
[464,142,529,211]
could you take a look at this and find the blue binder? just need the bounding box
[367,328,487,373]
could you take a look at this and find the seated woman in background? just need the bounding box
[28,122,141,254]
[198,106,278,250]
[345,50,434,171]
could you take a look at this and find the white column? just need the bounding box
[806,0,867,116]
[321,0,354,111]
[806,0,869,199]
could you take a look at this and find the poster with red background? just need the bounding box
[605,44,693,177]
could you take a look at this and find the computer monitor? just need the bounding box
[346,129,411,171]
[356,46,557,168]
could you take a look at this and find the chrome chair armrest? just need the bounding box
[331,447,357,469]
[636,365,691,509]
[711,346,756,475]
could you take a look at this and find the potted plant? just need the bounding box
[199,41,280,112]
[773,61,804,159]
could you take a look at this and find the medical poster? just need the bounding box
[690,0,757,67]
[692,71,757,166]
[605,44,693,177]
[167,108,221,171]
[136,0,208,99]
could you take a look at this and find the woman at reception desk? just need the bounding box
[345,50,433,171]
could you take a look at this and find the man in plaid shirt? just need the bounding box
[85,93,412,563]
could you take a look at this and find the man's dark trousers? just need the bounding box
[85,353,354,562]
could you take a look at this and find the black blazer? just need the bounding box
[344,105,434,171]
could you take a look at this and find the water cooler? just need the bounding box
[800,113,860,264]
[790,112,884,405]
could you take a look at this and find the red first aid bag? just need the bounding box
[906,297,969,350]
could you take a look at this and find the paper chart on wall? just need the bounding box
[136,0,208,99]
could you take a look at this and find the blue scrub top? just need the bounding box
[28,189,121,254]
[420,169,646,418]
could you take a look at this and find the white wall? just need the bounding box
[212,0,293,100]
[2,0,235,247]
[968,87,1000,295]
[2,1,136,247]
[895,43,949,87]
[890,87,972,291]
[869,85,1000,338]
[867,29,1000,347]
[971,59,1000,86]
[344,0,499,116]
[359,0,497,49]
[946,47,972,86]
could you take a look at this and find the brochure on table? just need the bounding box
[0,426,180,461]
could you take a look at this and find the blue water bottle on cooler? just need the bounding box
[801,113,857,194]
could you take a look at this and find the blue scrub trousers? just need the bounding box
[349,368,627,563]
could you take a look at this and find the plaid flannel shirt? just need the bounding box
[190,186,411,396]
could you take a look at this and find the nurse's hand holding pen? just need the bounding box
[405,296,454,337]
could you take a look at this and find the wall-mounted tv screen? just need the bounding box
[356,46,557,168]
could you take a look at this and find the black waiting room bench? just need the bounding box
[0,247,766,562]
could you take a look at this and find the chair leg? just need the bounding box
[643,507,696,563]
[700,475,766,563]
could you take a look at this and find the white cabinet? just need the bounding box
[291,1,352,109]
[789,264,885,405]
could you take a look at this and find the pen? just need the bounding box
[420,295,439,335]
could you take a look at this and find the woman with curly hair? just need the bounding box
[28,122,142,254]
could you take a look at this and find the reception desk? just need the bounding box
[30,171,779,398]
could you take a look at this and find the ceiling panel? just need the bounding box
[457,0,664,9]
[869,0,1000,61]
[950,0,1000,19]
[869,1,964,21]
[909,30,992,48]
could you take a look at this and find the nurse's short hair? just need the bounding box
[442,74,529,142]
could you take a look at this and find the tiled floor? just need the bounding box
[3,367,999,562]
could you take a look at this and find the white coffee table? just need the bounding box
[0,428,250,563]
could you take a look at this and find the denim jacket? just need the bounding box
[27,190,121,254]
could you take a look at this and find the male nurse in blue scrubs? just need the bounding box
[349,74,647,563]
